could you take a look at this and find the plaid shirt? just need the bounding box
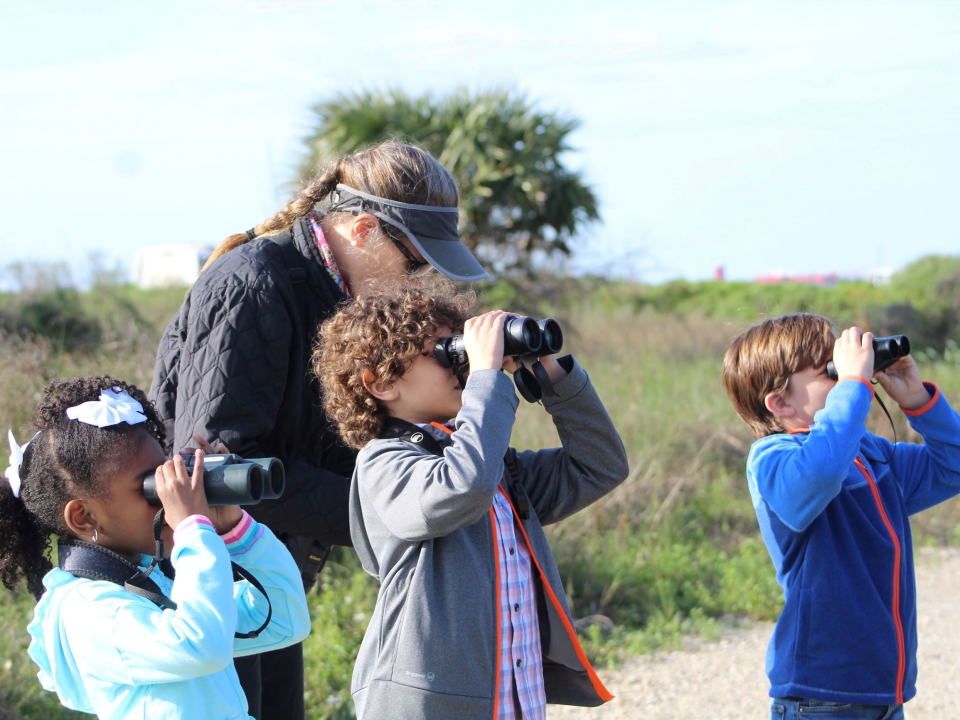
[492,485,546,720]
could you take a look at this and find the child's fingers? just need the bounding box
[465,310,505,338]
[873,369,893,392]
[502,357,521,373]
[190,450,205,487]
[153,458,180,498]
[152,461,170,490]
[156,453,210,528]
[173,453,190,483]
[861,331,874,349]
[463,310,508,371]
[476,309,505,328]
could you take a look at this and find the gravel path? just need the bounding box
[548,547,960,719]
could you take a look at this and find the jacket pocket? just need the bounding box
[389,544,496,698]
[385,565,414,664]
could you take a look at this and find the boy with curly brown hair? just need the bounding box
[314,285,629,720]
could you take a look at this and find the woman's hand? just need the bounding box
[153,451,211,531]
[874,356,930,410]
[178,434,228,457]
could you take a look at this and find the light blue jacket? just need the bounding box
[27,514,311,720]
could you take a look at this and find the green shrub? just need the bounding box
[4,268,960,719]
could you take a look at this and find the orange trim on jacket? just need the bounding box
[838,375,876,397]
[499,488,614,703]
[434,419,612,709]
[854,457,906,703]
[901,383,940,417]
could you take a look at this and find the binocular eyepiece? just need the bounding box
[434,317,564,403]
[825,335,910,381]
[143,454,285,506]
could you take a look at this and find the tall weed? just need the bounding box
[3,280,960,719]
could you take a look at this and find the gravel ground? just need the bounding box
[548,547,960,720]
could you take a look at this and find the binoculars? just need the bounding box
[435,317,564,403]
[825,335,911,381]
[143,454,286,506]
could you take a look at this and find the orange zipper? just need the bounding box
[499,488,613,702]
[433,420,611,710]
[854,456,905,703]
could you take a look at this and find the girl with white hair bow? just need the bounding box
[0,375,310,720]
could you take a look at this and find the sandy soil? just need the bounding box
[547,547,960,719]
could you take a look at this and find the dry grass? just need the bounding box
[3,285,960,719]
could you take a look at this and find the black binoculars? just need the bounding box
[143,454,286,506]
[435,317,564,403]
[825,335,911,381]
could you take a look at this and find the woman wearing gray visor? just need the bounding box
[148,140,486,720]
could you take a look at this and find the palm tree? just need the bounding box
[298,88,600,276]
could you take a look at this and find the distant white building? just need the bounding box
[867,267,895,286]
[133,245,213,289]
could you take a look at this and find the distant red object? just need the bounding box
[754,272,839,286]
[713,265,725,281]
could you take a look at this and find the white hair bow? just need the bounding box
[66,388,148,428]
[5,429,40,499]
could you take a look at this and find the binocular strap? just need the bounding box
[230,562,273,639]
[58,510,273,639]
[867,385,899,466]
[58,538,175,610]
[530,361,557,397]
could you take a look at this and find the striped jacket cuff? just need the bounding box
[220,510,264,556]
[173,515,215,542]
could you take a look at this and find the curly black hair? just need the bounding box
[0,376,165,599]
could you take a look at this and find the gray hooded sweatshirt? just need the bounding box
[349,358,630,719]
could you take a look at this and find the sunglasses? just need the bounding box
[382,223,429,275]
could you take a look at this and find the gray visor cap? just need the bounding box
[319,184,489,282]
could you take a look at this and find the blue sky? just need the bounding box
[1,0,959,284]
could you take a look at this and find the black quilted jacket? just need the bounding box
[149,219,355,547]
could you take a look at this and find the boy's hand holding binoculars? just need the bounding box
[874,356,928,411]
[463,311,568,384]
[463,311,508,372]
[832,327,876,382]
[833,327,928,411]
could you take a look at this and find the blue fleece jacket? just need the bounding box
[747,379,960,705]
[26,513,311,720]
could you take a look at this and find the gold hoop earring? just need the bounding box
[92,528,99,544]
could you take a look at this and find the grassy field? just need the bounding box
[3,282,960,719]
